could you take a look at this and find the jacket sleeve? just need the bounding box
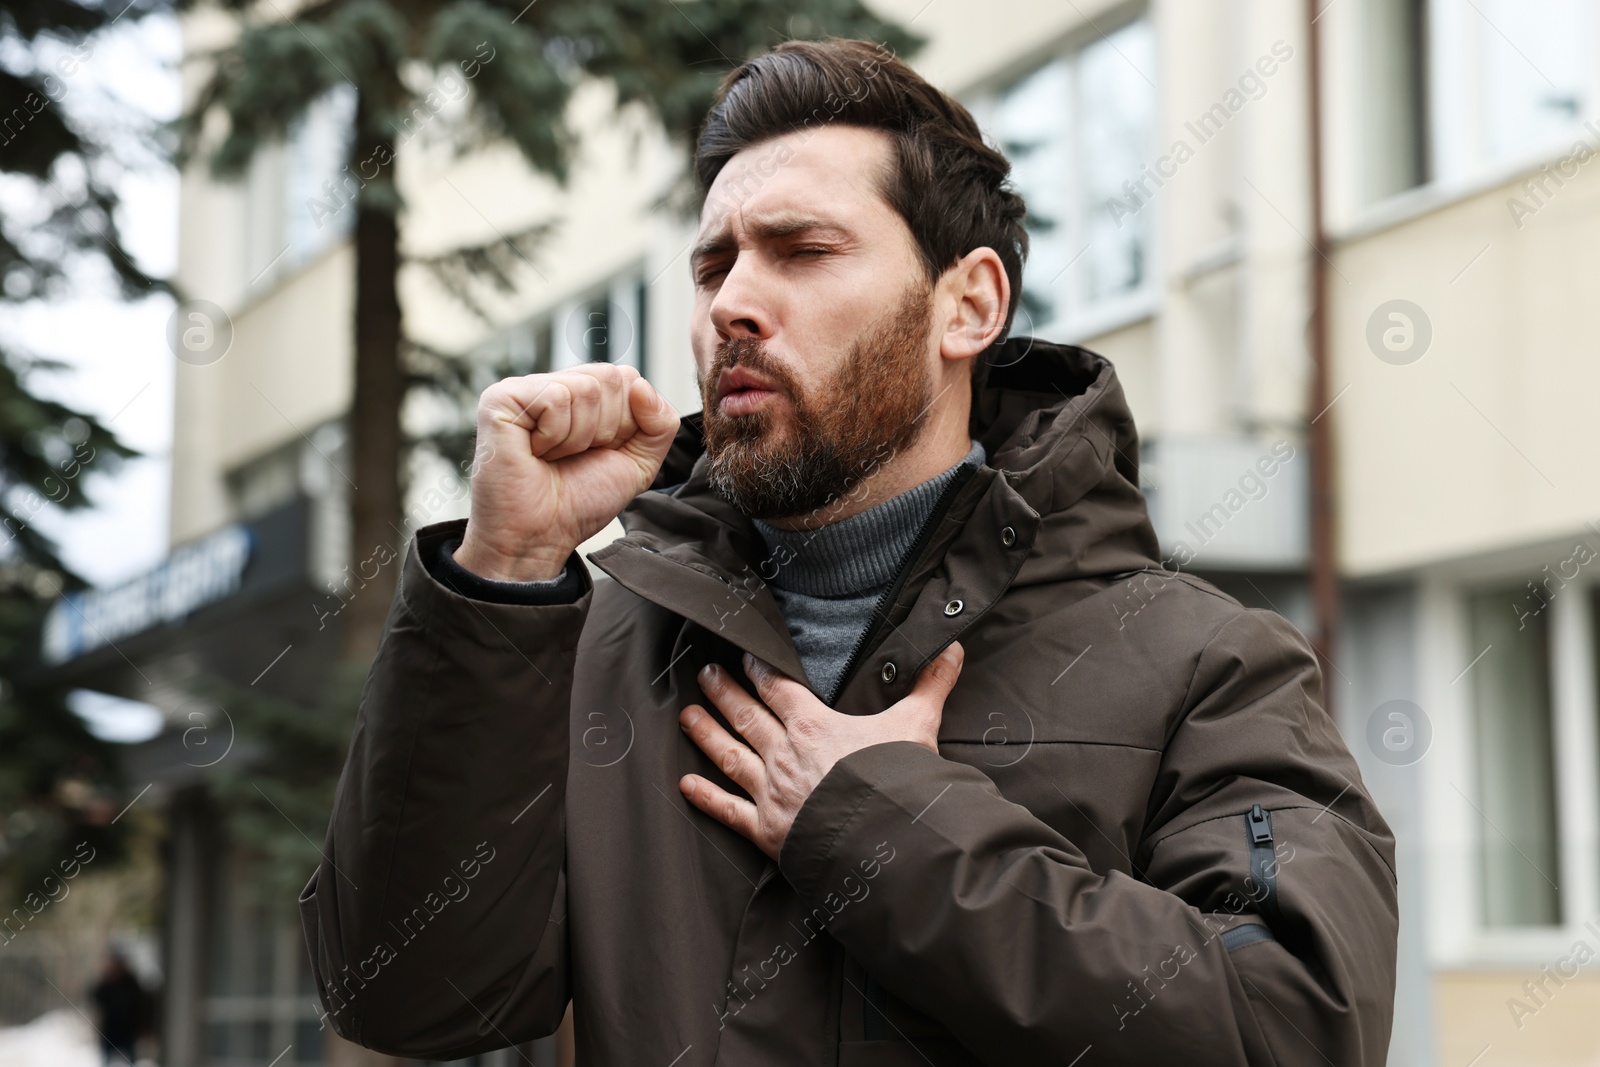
[777,607,1399,1066]
[299,518,592,1059]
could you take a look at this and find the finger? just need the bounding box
[698,662,783,754]
[478,376,563,457]
[569,363,632,448]
[522,380,572,460]
[679,773,760,843]
[914,640,964,697]
[542,372,601,460]
[617,376,680,476]
[627,374,680,444]
[679,703,765,796]
[892,641,964,744]
[740,652,814,726]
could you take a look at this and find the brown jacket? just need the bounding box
[300,339,1398,1066]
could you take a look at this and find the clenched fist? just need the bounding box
[454,364,680,582]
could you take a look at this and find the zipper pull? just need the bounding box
[1247,803,1273,846]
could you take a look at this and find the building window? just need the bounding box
[284,84,357,269]
[1466,586,1562,927]
[1358,0,1429,203]
[966,15,1156,337]
[574,296,619,364]
[1466,0,1592,166]
[480,267,648,383]
[204,854,325,1065]
[225,421,349,587]
[555,271,646,372]
[242,85,356,295]
[1352,0,1595,208]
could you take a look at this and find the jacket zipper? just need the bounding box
[1245,803,1285,933]
[826,462,982,707]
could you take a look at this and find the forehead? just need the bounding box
[697,125,897,239]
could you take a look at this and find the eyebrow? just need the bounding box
[690,215,851,269]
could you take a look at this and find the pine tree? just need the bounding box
[0,0,157,892]
[181,0,922,662]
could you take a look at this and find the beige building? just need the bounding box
[38,0,1600,1063]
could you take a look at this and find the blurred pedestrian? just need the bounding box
[88,951,148,1066]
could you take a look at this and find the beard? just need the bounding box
[700,277,936,523]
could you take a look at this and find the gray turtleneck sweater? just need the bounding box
[431,438,987,705]
[747,438,985,703]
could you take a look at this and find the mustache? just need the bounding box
[704,337,794,398]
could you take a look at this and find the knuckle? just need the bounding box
[477,381,509,411]
[753,685,782,715]
[535,379,570,412]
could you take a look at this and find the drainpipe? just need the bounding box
[1304,0,1339,714]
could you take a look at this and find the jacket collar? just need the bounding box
[585,338,1161,680]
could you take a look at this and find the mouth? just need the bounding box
[718,386,778,416]
[715,366,782,416]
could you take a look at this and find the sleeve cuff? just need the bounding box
[779,740,954,899]
[425,526,586,605]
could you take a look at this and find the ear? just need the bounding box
[937,248,1010,364]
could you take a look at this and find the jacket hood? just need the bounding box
[618,337,1162,586]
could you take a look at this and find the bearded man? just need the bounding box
[301,38,1398,1067]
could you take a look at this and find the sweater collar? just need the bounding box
[748,438,986,597]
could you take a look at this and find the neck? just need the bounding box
[750,436,986,595]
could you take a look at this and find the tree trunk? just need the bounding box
[339,101,404,664]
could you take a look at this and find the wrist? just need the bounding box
[452,535,570,582]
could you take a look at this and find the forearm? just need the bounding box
[301,519,590,1056]
[780,742,1393,1066]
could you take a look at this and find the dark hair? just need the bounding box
[693,38,1029,395]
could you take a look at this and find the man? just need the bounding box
[88,950,149,1066]
[300,38,1398,1066]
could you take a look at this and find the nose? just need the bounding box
[708,256,771,342]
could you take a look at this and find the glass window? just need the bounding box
[578,297,614,362]
[1473,0,1593,163]
[1356,0,1596,205]
[1467,586,1562,927]
[633,275,649,375]
[1593,586,1600,860]
[990,57,1074,332]
[204,852,326,1065]
[1359,0,1429,202]
[294,1017,326,1063]
[1077,22,1155,304]
[242,85,356,293]
[975,16,1155,335]
[503,317,553,377]
[284,84,357,267]
[490,267,646,384]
